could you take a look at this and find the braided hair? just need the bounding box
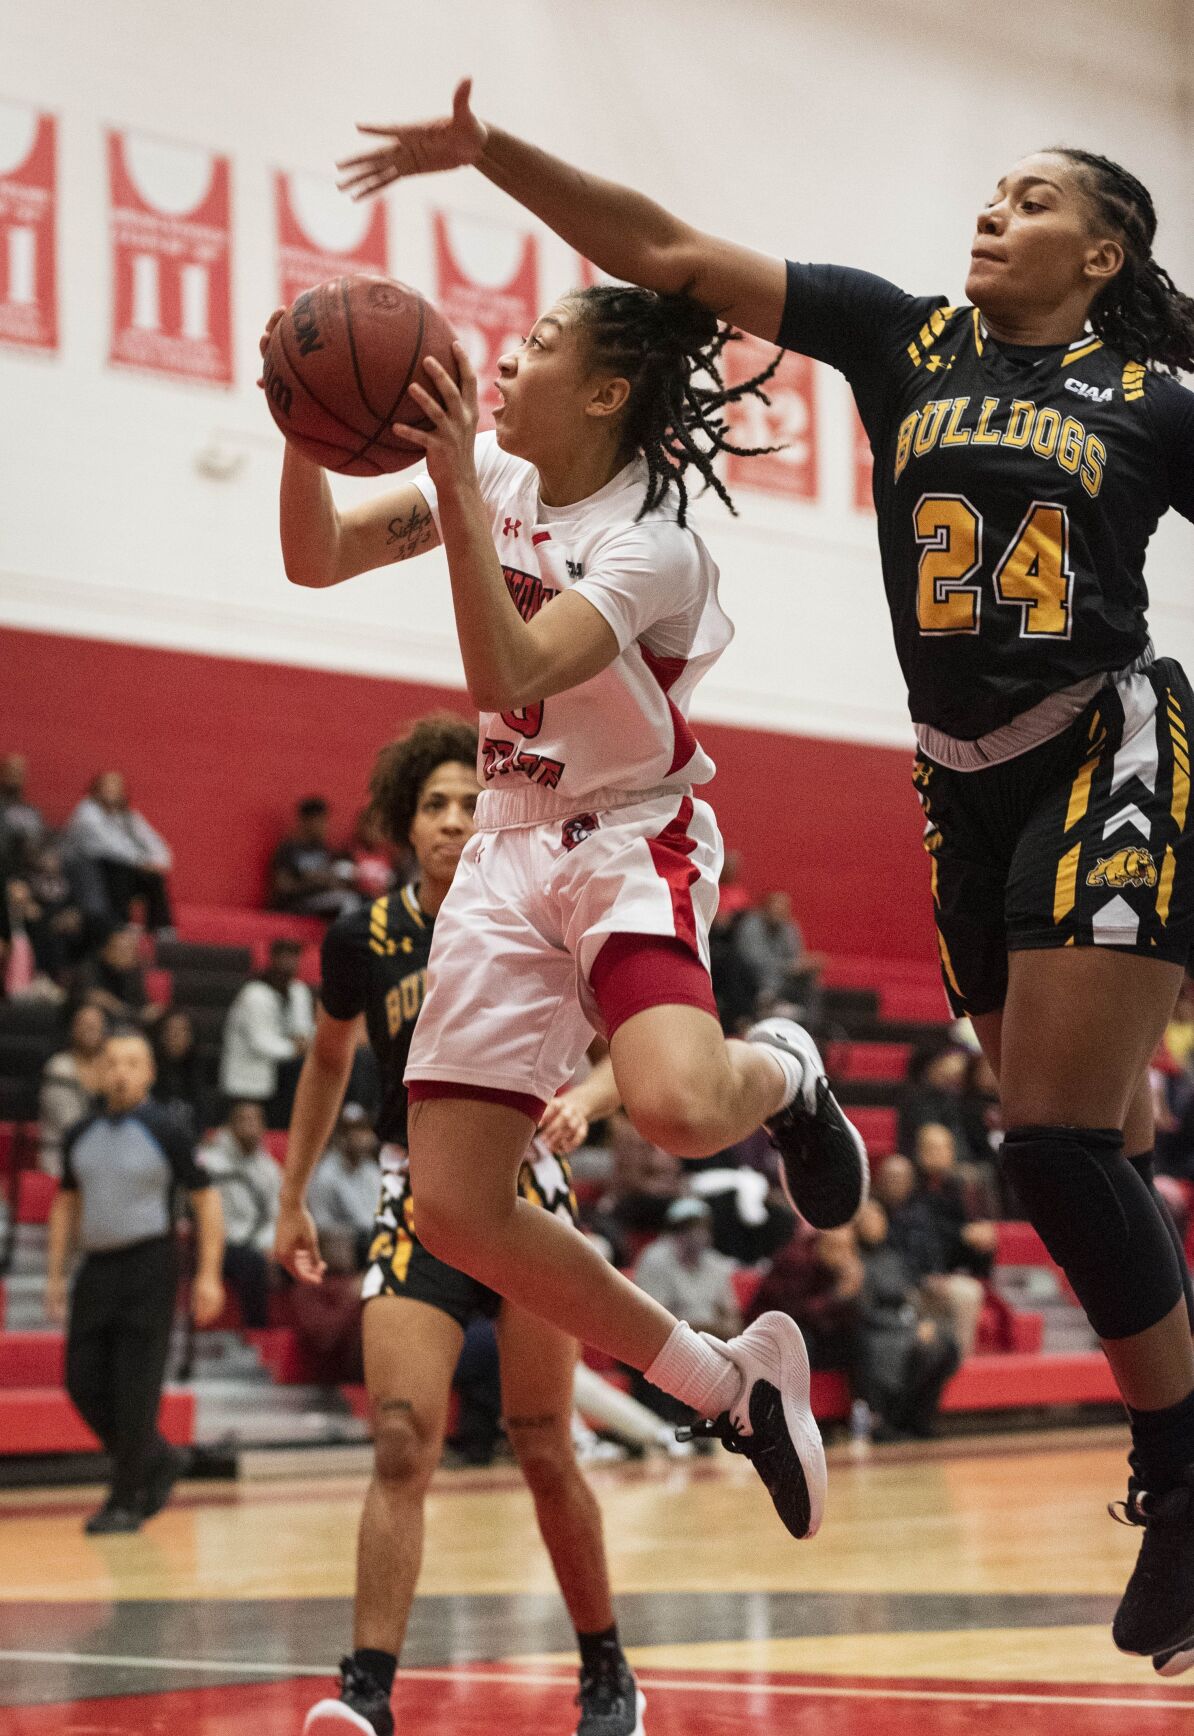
[564,284,781,524]
[1053,148,1194,375]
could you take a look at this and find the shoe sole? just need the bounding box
[574,1687,646,1735]
[1154,1643,1194,1677]
[303,1701,382,1736]
[747,1312,826,1540]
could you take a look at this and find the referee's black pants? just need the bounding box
[65,1236,178,1509]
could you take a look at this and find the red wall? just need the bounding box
[5,626,935,961]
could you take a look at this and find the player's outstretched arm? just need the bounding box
[259,308,442,588]
[275,1008,361,1283]
[337,79,788,344]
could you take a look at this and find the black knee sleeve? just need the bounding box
[1130,1150,1194,1333]
[1001,1126,1183,1340]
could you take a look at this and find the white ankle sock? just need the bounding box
[643,1321,743,1418]
[755,1043,803,1111]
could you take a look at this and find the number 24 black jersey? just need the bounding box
[779,262,1194,740]
[320,885,434,1147]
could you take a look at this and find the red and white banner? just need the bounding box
[108,129,233,385]
[721,334,818,501]
[274,169,388,308]
[0,99,57,352]
[853,402,875,512]
[432,211,538,430]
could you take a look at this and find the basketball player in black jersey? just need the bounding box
[341,91,1194,1668]
[274,715,643,1736]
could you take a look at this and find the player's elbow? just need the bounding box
[282,550,332,589]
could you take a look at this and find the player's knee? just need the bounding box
[510,1433,578,1504]
[623,1080,722,1159]
[373,1405,437,1489]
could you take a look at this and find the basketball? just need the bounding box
[261,274,461,475]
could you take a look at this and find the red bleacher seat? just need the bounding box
[261,1130,288,1164]
[809,1351,1117,1424]
[847,1106,897,1159]
[0,1122,17,1175]
[0,1332,65,1387]
[996,1221,1051,1266]
[0,1388,195,1455]
[17,1170,56,1224]
[730,1266,764,1314]
[177,906,324,983]
[828,1041,911,1081]
[144,967,173,1007]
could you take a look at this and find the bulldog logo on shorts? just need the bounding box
[1086,846,1159,891]
[561,813,599,851]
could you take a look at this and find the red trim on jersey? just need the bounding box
[407,1081,546,1123]
[646,794,700,951]
[590,931,717,1038]
[639,644,698,777]
[531,530,551,546]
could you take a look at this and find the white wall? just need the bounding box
[2,0,1193,747]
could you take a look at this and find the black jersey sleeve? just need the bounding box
[141,1102,210,1190]
[778,261,948,435]
[1145,373,1194,527]
[320,911,370,1023]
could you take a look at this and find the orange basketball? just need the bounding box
[262,274,460,475]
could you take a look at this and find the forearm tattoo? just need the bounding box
[385,503,435,562]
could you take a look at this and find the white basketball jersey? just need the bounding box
[415,433,733,805]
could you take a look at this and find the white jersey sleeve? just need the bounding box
[571,520,706,656]
[411,431,518,529]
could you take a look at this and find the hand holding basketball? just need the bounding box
[396,343,479,490]
[337,78,487,201]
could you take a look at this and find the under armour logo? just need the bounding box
[503,517,522,537]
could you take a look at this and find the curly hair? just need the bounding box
[368,712,478,847]
[564,284,781,525]
[1052,147,1194,375]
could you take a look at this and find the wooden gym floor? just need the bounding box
[2,1428,1193,1732]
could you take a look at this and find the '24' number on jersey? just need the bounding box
[914,495,1074,638]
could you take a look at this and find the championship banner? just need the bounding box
[721,334,818,501]
[0,99,57,352]
[853,403,875,512]
[432,211,538,429]
[274,169,388,307]
[108,129,233,384]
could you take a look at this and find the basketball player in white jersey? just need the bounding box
[265,284,867,1540]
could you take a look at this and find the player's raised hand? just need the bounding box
[337,79,487,200]
[256,307,285,388]
[395,342,479,489]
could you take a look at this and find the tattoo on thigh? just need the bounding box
[504,1413,560,1432]
[377,1398,415,1417]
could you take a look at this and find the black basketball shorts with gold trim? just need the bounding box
[913,657,1194,1019]
[360,1143,579,1330]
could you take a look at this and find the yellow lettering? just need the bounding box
[972,396,1002,445]
[1081,434,1106,497]
[1003,400,1036,449]
[1058,416,1085,474]
[940,397,972,447]
[915,494,982,634]
[912,400,950,457]
[1030,407,1061,461]
[385,986,402,1039]
[894,410,919,480]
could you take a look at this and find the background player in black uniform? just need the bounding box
[274,715,642,1736]
[340,89,1194,1668]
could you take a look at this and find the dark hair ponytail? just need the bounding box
[565,285,780,524]
[1054,147,1194,375]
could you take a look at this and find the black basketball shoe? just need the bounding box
[575,1653,646,1735]
[1154,1638,1194,1677]
[140,1444,184,1520]
[677,1310,826,1540]
[1111,1470,1194,1657]
[747,1017,868,1230]
[303,1657,394,1736]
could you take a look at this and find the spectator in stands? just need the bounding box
[897,1038,975,1163]
[0,753,45,876]
[219,938,314,1128]
[45,1028,225,1532]
[38,1002,109,1176]
[631,1197,741,1423]
[873,1151,986,1359]
[64,772,174,933]
[854,1198,961,1441]
[72,924,155,1024]
[685,1142,796,1265]
[595,1113,684,1253]
[716,847,751,919]
[734,890,824,1024]
[201,1101,282,1328]
[350,807,397,902]
[708,903,761,1036]
[9,836,88,983]
[747,1222,864,1375]
[151,1009,209,1136]
[269,797,359,920]
[307,1103,383,1271]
